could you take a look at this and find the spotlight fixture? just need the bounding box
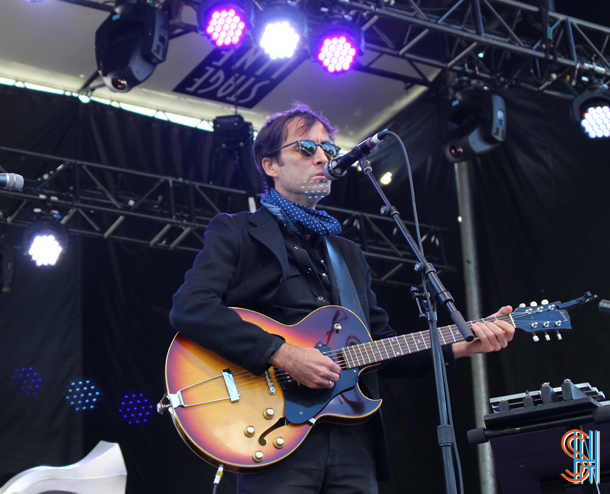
[23,216,68,267]
[443,85,507,163]
[212,115,260,192]
[572,82,610,139]
[213,114,253,147]
[197,0,253,48]
[309,17,364,74]
[95,1,169,92]
[257,2,307,59]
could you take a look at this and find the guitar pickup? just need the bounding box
[222,369,240,402]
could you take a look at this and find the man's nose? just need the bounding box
[314,145,329,166]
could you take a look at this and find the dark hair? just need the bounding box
[252,102,337,191]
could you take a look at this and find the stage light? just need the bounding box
[257,2,306,59]
[119,393,155,424]
[28,235,62,266]
[380,172,393,185]
[212,115,260,192]
[572,82,610,139]
[66,380,101,412]
[443,85,506,163]
[23,216,68,267]
[10,367,43,397]
[95,1,169,92]
[213,114,253,146]
[197,0,252,48]
[310,18,364,74]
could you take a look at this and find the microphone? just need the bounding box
[600,299,610,315]
[1,173,24,191]
[324,130,389,181]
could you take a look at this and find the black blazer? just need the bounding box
[170,207,454,481]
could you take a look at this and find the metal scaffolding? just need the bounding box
[65,0,610,97]
[343,0,610,96]
[0,146,453,287]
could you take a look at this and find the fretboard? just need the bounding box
[339,316,502,369]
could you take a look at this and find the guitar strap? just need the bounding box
[325,239,368,328]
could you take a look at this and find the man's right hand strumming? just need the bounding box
[269,343,341,389]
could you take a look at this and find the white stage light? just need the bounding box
[260,21,300,59]
[23,216,68,267]
[28,234,63,266]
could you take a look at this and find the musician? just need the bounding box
[169,103,514,493]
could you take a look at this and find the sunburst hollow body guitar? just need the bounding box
[159,301,574,472]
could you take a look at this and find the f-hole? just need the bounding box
[258,418,289,446]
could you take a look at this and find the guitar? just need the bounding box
[158,299,581,472]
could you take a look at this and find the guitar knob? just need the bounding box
[252,451,264,463]
[273,437,285,449]
[263,408,275,420]
[244,426,255,438]
[532,335,540,343]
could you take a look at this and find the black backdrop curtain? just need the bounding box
[1,82,610,494]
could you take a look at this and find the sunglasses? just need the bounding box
[271,140,341,160]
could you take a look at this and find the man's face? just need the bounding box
[262,118,332,209]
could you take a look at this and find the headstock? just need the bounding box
[513,300,570,342]
[513,293,597,342]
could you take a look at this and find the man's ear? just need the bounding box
[262,157,279,179]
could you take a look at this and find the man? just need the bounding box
[169,103,514,493]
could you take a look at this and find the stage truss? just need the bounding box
[0,147,454,288]
[67,0,610,98]
[344,0,610,97]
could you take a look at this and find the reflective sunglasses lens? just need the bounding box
[297,140,317,157]
[320,143,339,158]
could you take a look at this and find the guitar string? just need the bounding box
[183,310,556,394]
[212,311,551,390]
[232,313,513,388]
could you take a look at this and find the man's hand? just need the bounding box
[452,306,515,358]
[269,343,341,389]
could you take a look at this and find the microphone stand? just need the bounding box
[359,158,474,494]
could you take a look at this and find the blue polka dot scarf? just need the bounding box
[260,188,342,237]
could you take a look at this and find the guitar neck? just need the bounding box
[340,315,509,369]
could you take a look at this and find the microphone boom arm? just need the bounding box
[360,158,474,341]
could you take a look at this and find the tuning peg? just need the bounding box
[556,331,562,340]
[545,333,551,341]
[532,334,540,342]
[541,299,549,305]
[519,303,526,308]
[530,301,538,307]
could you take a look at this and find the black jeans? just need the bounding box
[236,422,379,494]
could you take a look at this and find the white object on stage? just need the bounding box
[0,441,127,494]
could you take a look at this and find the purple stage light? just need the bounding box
[10,367,43,397]
[203,6,246,47]
[317,35,357,73]
[118,393,155,424]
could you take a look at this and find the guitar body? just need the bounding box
[164,306,382,472]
